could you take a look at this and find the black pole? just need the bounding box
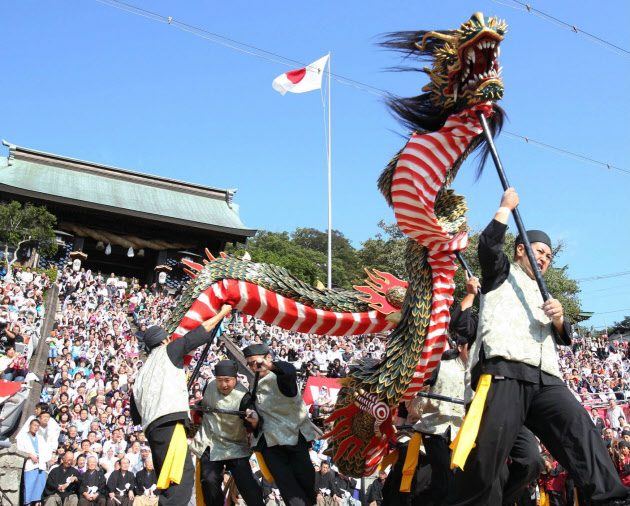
[454,251,481,296]
[476,111,550,302]
[187,319,224,390]
[416,391,465,405]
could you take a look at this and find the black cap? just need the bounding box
[243,344,269,357]
[619,440,630,449]
[144,326,167,349]
[622,430,630,437]
[515,230,551,251]
[214,360,238,378]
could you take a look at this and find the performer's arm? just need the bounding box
[269,361,298,397]
[129,394,141,426]
[478,189,518,293]
[166,305,232,367]
[449,273,480,342]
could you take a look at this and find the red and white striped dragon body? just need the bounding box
[165,12,507,477]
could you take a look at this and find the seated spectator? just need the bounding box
[78,456,107,506]
[107,458,135,506]
[366,469,387,506]
[133,457,158,506]
[314,461,338,505]
[42,451,81,506]
[0,344,28,381]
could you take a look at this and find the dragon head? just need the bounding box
[421,13,507,110]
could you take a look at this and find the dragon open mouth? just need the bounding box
[459,36,501,92]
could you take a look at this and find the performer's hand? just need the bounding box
[317,494,324,502]
[129,491,134,500]
[245,409,259,429]
[542,298,564,324]
[250,357,273,373]
[465,271,480,296]
[109,493,114,499]
[500,188,519,210]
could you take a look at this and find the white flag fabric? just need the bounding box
[272,55,329,96]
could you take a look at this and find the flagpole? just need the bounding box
[326,52,332,290]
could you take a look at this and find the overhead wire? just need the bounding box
[577,271,630,282]
[490,0,629,58]
[94,0,628,176]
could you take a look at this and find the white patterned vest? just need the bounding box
[469,261,561,380]
[251,371,315,447]
[189,381,251,461]
[133,346,189,432]
[414,356,466,438]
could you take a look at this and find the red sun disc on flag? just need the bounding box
[286,68,306,84]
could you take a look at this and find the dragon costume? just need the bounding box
[164,12,507,478]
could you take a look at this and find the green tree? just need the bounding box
[609,316,630,336]
[452,230,583,321]
[357,220,407,280]
[0,201,57,280]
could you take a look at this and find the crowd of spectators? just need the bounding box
[9,261,630,505]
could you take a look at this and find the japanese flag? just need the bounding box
[272,55,329,96]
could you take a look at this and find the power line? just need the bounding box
[577,271,630,282]
[491,0,629,58]
[582,285,629,294]
[93,0,629,176]
[592,309,630,315]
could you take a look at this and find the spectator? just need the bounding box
[107,457,135,506]
[314,461,338,505]
[607,399,627,432]
[133,457,158,506]
[366,470,387,506]
[17,419,51,506]
[42,451,81,506]
[78,456,107,506]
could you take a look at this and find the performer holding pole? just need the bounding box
[242,343,316,506]
[189,359,264,506]
[451,271,545,506]
[130,304,232,506]
[447,189,629,505]
[412,335,469,506]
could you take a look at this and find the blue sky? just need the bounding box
[3,0,628,331]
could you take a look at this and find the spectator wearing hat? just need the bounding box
[130,305,232,506]
[190,359,264,506]
[242,343,316,506]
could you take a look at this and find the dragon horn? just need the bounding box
[205,248,215,261]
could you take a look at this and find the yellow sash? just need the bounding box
[255,451,275,483]
[195,459,203,506]
[379,448,400,473]
[157,423,188,489]
[450,374,492,470]
[539,486,549,506]
[400,432,423,492]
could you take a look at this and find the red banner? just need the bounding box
[302,376,342,407]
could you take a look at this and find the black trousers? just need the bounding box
[147,421,195,506]
[199,448,264,506]
[259,435,315,506]
[382,443,432,506]
[498,428,545,504]
[422,434,452,505]
[448,377,629,505]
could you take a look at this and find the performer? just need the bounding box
[17,418,51,506]
[448,188,629,506]
[451,272,545,505]
[107,458,135,506]
[134,457,158,506]
[130,304,232,506]
[189,359,264,506]
[78,456,107,506]
[242,343,316,506]
[413,334,468,506]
